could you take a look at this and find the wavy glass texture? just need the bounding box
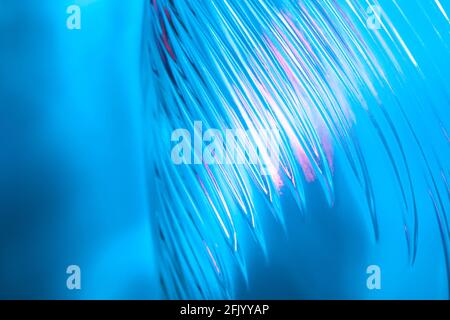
[147,0,450,299]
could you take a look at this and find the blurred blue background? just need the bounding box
[0,0,160,299]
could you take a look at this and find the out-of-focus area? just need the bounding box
[0,0,160,299]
